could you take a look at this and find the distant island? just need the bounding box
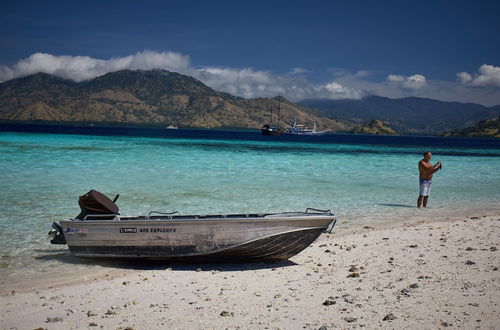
[351,120,398,135]
[1,69,499,136]
[440,116,500,138]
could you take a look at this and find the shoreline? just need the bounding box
[1,204,498,295]
[1,211,498,329]
[1,208,497,295]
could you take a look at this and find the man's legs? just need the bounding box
[418,179,431,208]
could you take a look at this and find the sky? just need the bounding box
[1,0,499,106]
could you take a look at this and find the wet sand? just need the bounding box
[1,213,499,329]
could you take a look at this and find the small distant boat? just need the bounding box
[261,96,284,136]
[49,190,337,262]
[285,118,327,136]
[165,125,178,129]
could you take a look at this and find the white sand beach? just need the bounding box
[1,213,499,330]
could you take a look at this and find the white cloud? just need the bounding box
[457,72,472,84]
[193,66,364,100]
[332,69,499,106]
[405,74,427,89]
[289,67,310,75]
[197,67,272,85]
[387,74,404,82]
[0,64,14,81]
[353,70,370,78]
[0,51,191,82]
[321,82,365,99]
[0,52,365,101]
[387,73,426,89]
[457,64,500,87]
[1,51,499,105]
[195,67,280,99]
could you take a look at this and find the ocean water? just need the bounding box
[1,125,499,282]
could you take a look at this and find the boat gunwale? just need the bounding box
[60,212,335,225]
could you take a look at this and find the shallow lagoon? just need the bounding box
[1,126,499,282]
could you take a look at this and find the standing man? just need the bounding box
[418,151,442,208]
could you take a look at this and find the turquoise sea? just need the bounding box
[1,124,499,284]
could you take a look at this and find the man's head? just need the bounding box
[423,151,432,161]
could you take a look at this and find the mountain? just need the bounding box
[2,70,498,135]
[440,116,500,138]
[351,120,398,135]
[0,70,347,131]
[299,96,500,134]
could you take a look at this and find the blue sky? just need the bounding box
[1,0,499,105]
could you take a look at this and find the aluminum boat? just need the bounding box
[49,190,337,261]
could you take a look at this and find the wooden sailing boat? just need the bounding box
[261,96,284,136]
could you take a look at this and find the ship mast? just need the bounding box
[270,100,273,124]
[277,96,281,127]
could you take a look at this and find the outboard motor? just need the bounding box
[76,190,120,220]
[49,222,66,244]
[49,190,120,245]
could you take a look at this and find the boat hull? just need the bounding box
[58,213,335,261]
[285,131,327,136]
[68,227,324,261]
[261,128,284,136]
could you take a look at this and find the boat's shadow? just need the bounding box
[34,249,297,271]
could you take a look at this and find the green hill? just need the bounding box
[440,116,500,138]
[351,119,398,135]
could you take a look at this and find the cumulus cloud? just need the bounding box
[1,51,499,105]
[387,74,405,82]
[0,51,191,82]
[0,51,366,101]
[456,72,472,84]
[405,74,427,89]
[289,67,310,75]
[195,67,282,98]
[0,65,14,81]
[387,73,427,89]
[457,64,500,87]
[322,69,500,106]
[320,82,365,99]
[195,67,364,100]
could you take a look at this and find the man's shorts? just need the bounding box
[419,178,432,196]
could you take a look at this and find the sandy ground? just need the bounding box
[1,213,499,330]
